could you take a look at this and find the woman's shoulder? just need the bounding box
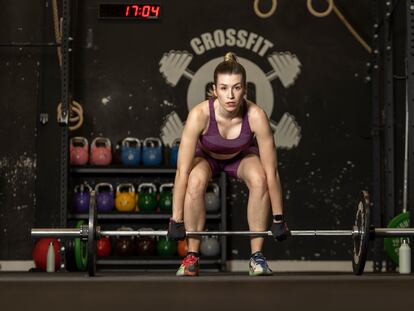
[245,100,266,118]
[187,100,210,122]
[190,100,210,117]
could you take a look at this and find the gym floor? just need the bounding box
[1,272,413,311]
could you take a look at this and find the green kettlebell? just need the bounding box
[156,236,177,256]
[159,183,174,213]
[138,183,157,212]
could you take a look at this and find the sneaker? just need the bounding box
[249,252,273,276]
[176,254,200,276]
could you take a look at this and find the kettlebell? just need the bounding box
[120,137,141,166]
[95,183,114,212]
[177,239,188,257]
[113,226,135,257]
[72,183,92,213]
[90,137,112,166]
[136,228,156,256]
[169,138,180,167]
[142,137,163,166]
[205,183,220,212]
[200,236,220,257]
[157,235,177,256]
[70,137,89,166]
[159,183,174,213]
[115,183,136,212]
[138,183,158,212]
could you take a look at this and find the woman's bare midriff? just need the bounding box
[202,148,241,160]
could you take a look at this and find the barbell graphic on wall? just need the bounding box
[159,50,302,88]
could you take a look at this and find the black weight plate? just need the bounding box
[88,191,97,276]
[352,190,370,275]
[65,239,77,272]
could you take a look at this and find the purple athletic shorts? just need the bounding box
[195,144,259,178]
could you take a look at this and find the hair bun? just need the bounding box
[224,52,238,63]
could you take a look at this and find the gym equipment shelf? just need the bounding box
[68,168,227,272]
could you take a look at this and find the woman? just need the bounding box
[168,52,289,276]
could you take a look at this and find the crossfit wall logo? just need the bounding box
[159,28,302,150]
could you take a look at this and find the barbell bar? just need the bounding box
[30,228,414,238]
[30,190,413,276]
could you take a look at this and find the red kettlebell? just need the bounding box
[70,137,89,166]
[90,137,112,166]
[177,239,188,257]
[96,236,111,257]
[32,238,61,271]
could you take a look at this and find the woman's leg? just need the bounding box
[236,154,270,254]
[184,157,212,253]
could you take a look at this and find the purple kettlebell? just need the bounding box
[95,183,114,212]
[72,183,92,213]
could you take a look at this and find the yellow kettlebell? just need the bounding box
[115,183,136,212]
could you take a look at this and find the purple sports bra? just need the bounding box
[198,97,255,154]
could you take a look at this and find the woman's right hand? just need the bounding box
[167,218,186,240]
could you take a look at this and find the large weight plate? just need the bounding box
[88,191,97,276]
[75,220,88,271]
[65,239,77,272]
[352,190,370,275]
[384,212,410,265]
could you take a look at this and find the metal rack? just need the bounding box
[69,169,227,271]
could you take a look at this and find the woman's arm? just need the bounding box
[249,105,283,216]
[171,105,207,221]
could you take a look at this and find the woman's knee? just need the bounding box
[186,171,209,198]
[246,171,268,195]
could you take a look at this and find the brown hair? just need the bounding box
[214,52,246,85]
[208,52,246,98]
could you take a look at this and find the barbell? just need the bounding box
[159,50,301,88]
[31,190,414,276]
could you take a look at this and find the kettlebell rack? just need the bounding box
[68,167,228,271]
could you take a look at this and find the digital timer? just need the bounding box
[99,4,161,20]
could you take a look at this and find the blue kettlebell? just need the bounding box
[121,137,141,166]
[142,137,163,166]
[170,139,180,167]
[72,183,92,213]
[95,183,114,212]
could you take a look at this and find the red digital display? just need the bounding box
[99,4,161,20]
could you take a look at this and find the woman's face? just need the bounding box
[214,73,246,112]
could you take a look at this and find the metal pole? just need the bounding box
[374,228,414,236]
[31,228,414,238]
[31,228,81,237]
